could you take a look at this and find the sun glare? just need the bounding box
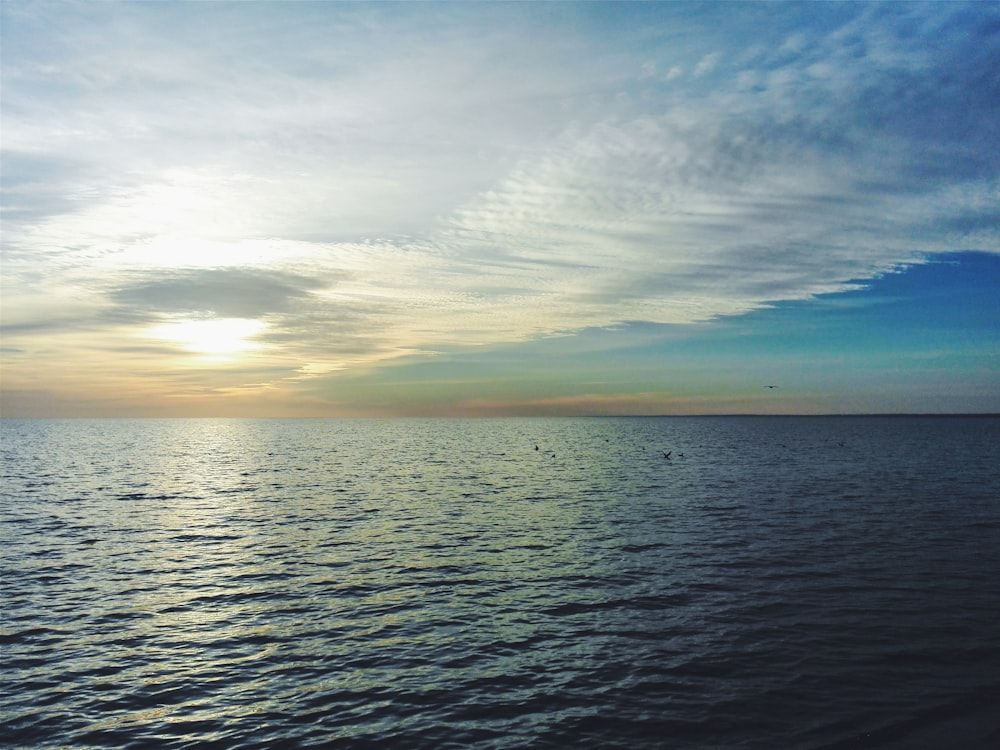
[148,318,267,357]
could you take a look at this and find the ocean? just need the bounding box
[2,416,998,749]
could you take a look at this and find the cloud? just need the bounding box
[693,52,720,77]
[1,1,998,412]
[110,267,331,319]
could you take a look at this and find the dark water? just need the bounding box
[2,416,999,749]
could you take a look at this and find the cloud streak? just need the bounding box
[1,1,997,414]
[110,268,331,319]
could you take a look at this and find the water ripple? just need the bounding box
[3,417,999,748]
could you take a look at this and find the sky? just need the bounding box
[1,1,998,417]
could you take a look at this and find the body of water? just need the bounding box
[2,416,999,748]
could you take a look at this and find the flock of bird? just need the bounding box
[530,387,780,461]
[534,443,686,460]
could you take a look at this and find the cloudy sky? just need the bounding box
[2,1,998,417]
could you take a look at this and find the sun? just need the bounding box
[148,317,267,358]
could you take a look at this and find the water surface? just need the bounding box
[2,417,999,748]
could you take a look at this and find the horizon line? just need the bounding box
[3,413,999,420]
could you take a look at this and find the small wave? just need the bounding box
[3,416,999,750]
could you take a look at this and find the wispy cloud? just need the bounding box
[1,1,997,414]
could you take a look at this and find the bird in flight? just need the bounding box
[663,451,672,459]
[764,385,778,389]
